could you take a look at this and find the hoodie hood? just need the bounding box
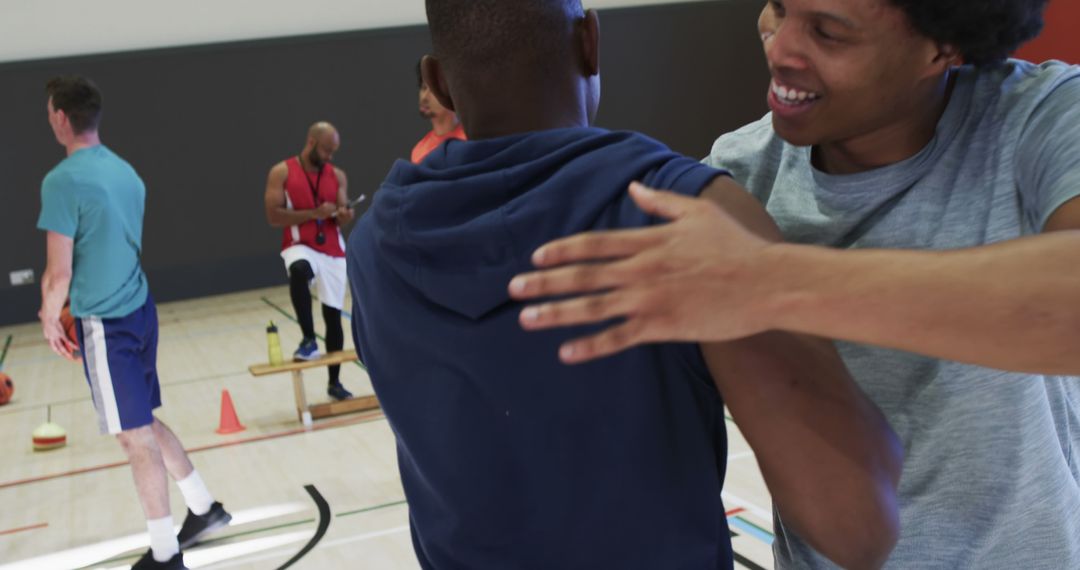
[364,127,719,320]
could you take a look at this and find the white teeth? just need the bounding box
[771,80,820,104]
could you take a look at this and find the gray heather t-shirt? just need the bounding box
[705,60,1080,569]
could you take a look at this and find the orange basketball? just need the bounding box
[0,372,13,406]
[60,306,79,348]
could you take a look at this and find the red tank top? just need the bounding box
[281,157,345,257]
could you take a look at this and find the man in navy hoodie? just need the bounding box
[347,1,902,568]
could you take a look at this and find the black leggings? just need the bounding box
[288,260,344,386]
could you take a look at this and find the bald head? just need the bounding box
[308,121,338,141]
[303,121,340,169]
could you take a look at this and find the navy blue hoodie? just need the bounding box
[348,127,733,569]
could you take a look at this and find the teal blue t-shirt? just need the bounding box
[37,145,149,318]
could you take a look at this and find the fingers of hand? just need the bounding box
[511,252,660,300]
[49,337,73,360]
[519,290,640,331]
[529,227,665,269]
[628,181,698,221]
[558,320,650,364]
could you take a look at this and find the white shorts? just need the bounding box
[281,245,348,311]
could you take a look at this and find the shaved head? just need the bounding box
[421,0,599,140]
[308,121,338,141]
[426,0,584,79]
[303,121,340,169]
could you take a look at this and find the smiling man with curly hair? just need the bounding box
[511,0,1080,568]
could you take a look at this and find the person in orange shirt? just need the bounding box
[411,59,466,164]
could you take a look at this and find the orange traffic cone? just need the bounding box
[215,389,246,434]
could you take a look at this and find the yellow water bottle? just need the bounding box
[267,321,284,366]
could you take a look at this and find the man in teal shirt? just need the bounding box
[37,76,230,570]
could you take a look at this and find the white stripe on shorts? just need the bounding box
[82,317,123,434]
[285,193,301,244]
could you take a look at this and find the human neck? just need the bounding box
[456,81,589,141]
[65,131,101,156]
[430,113,460,137]
[813,72,956,175]
[298,151,320,172]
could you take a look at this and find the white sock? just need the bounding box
[177,470,215,516]
[147,516,179,562]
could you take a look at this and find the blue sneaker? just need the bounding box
[327,382,353,401]
[293,338,322,361]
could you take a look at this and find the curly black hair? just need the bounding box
[887,0,1049,67]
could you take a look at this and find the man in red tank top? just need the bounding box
[264,122,356,401]
[411,59,467,164]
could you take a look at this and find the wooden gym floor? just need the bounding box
[0,287,775,569]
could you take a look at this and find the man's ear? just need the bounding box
[930,42,962,73]
[421,55,455,112]
[579,9,600,77]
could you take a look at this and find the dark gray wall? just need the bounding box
[0,0,769,326]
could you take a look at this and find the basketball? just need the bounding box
[60,305,79,348]
[0,372,13,406]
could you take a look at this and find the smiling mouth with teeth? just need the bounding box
[771,80,822,105]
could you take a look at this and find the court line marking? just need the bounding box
[0,369,251,419]
[91,498,410,566]
[209,525,410,570]
[274,485,330,570]
[721,490,773,524]
[0,522,48,537]
[730,515,775,545]
[0,334,12,369]
[733,549,767,570]
[0,411,387,490]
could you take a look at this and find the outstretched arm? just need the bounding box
[510,182,1080,375]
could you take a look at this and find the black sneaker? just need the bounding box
[328,382,354,401]
[131,550,187,570]
[177,501,232,549]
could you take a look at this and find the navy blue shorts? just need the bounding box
[76,296,161,435]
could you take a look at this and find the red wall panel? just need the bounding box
[1015,1,1080,63]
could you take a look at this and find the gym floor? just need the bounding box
[0,286,775,569]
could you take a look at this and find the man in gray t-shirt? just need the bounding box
[508,1,1080,568]
[702,57,1080,570]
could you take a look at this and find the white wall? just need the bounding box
[0,0,713,64]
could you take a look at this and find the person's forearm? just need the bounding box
[40,269,71,319]
[267,208,316,228]
[705,333,901,569]
[756,231,1080,375]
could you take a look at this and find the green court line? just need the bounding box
[0,334,12,370]
[260,296,367,371]
[735,515,774,538]
[335,499,408,518]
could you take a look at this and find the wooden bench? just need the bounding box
[248,350,379,427]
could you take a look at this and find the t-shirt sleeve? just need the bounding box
[37,173,79,237]
[1015,75,1080,230]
